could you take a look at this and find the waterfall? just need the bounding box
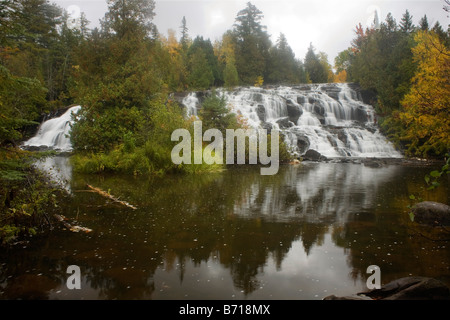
[180,83,402,158]
[22,105,81,152]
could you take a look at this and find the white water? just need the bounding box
[182,83,402,158]
[22,105,81,152]
[23,84,401,159]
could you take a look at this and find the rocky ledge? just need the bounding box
[324,276,450,300]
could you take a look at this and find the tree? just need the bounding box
[233,2,271,84]
[234,1,265,39]
[0,65,47,145]
[215,31,239,88]
[334,48,353,74]
[385,12,397,33]
[318,51,335,82]
[102,0,156,40]
[0,0,23,47]
[187,36,220,87]
[395,31,450,157]
[266,33,300,84]
[431,21,450,47]
[347,12,416,113]
[419,14,429,31]
[187,47,214,89]
[304,43,328,83]
[399,10,414,33]
[198,90,238,133]
[223,57,239,89]
[180,16,190,49]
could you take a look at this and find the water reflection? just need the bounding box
[0,160,448,299]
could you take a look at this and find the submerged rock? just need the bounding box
[324,277,450,300]
[411,201,450,226]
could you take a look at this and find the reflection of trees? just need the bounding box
[331,165,450,287]
[4,161,442,299]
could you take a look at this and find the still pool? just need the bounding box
[1,158,449,299]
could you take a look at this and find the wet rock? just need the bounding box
[324,277,450,300]
[296,96,306,105]
[363,158,384,168]
[256,104,266,122]
[276,117,294,129]
[313,102,326,116]
[295,135,310,155]
[321,85,341,101]
[260,122,273,134]
[411,201,450,226]
[286,99,302,124]
[303,149,327,161]
[354,105,369,123]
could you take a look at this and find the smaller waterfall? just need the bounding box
[22,105,81,152]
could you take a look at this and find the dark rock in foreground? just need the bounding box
[302,149,327,162]
[411,201,450,226]
[324,277,450,300]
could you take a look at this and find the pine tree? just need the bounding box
[419,15,429,31]
[233,2,271,84]
[187,47,214,89]
[102,0,156,39]
[304,43,328,83]
[180,16,190,49]
[399,10,414,33]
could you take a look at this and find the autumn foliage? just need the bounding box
[397,31,450,157]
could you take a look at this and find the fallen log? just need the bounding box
[54,214,93,233]
[86,184,137,210]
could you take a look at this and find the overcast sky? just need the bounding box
[55,0,449,62]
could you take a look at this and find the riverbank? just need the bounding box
[0,148,69,245]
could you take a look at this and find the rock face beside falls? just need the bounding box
[173,83,402,159]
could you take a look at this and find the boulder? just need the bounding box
[303,149,327,161]
[313,101,326,116]
[295,135,310,155]
[260,122,273,134]
[411,201,450,226]
[286,99,303,124]
[321,85,341,101]
[256,104,266,122]
[324,276,450,300]
[276,117,294,129]
[296,96,306,105]
[354,105,369,123]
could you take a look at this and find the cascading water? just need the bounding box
[22,105,81,152]
[181,83,402,159]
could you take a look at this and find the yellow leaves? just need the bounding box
[397,31,450,157]
[334,70,347,83]
[254,76,264,87]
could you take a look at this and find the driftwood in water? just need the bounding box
[86,184,137,210]
[54,214,92,233]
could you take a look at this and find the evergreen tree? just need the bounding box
[180,16,190,49]
[233,2,271,84]
[266,33,299,84]
[419,14,429,31]
[385,12,397,33]
[102,0,156,39]
[187,36,220,87]
[187,47,214,89]
[399,10,414,33]
[304,43,328,83]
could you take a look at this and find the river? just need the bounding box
[1,157,448,299]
